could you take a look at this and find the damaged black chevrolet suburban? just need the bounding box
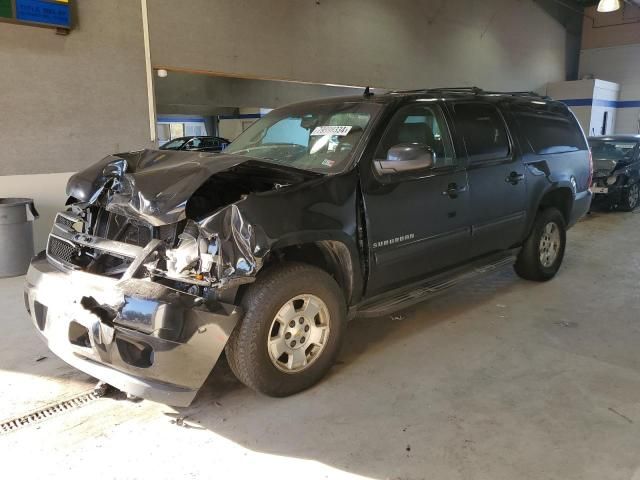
[589,135,640,211]
[24,88,592,406]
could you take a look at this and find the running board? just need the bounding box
[354,251,518,318]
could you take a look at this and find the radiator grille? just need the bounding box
[55,214,75,229]
[47,235,77,266]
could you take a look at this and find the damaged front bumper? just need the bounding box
[24,252,242,407]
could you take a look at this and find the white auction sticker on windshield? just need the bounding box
[311,126,352,136]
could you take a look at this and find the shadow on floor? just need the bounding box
[166,268,526,479]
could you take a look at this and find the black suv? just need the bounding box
[25,88,592,406]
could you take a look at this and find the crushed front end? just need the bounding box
[22,150,291,406]
[23,149,330,405]
[24,207,244,406]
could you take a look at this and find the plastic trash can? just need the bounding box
[0,198,39,278]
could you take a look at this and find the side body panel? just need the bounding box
[505,101,592,232]
[444,101,528,257]
[358,100,472,297]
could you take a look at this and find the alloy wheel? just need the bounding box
[628,183,639,209]
[539,221,561,268]
[267,294,331,373]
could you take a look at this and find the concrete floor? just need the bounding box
[2,209,640,480]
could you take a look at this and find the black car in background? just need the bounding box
[589,136,640,211]
[160,136,230,152]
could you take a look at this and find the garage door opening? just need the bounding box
[152,71,374,148]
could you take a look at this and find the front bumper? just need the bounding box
[591,177,628,204]
[24,253,241,406]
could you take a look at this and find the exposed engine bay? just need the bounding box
[47,149,319,299]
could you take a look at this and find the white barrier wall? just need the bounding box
[578,6,640,134]
[546,79,620,136]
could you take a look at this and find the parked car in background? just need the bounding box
[25,88,591,406]
[160,136,230,152]
[589,135,640,211]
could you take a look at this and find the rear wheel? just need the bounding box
[618,182,639,212]
[514,208,566,281]
[225,263,346,396]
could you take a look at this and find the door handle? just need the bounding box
[506,171,525,185]
[441,182,467,199]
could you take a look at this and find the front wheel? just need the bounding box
[618,182,640,212]
[514,207,566,281]
[225,263,346,397]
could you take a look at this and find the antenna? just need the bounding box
[363,86,374,97]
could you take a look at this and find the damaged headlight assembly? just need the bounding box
[163,220,220,286]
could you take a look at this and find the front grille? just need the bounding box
[55,214,75,229]
[47,235,78,266]
[46,208,183,276]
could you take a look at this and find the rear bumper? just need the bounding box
[24,253,241,406]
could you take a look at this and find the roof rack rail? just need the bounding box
[389,86,483,95]
[388,87,550,100]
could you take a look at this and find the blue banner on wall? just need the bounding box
[15,0,71,28]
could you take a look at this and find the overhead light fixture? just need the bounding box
[156,69,168,78]
[597,0,622,13]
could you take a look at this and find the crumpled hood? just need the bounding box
[67,149,316,226]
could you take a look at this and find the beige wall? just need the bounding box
[579,5,640,134]
[0,0,152,176]
[581,5,640,50]
[148,0,567,92]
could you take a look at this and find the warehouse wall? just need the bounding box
[0,0,151,176]
[579,5,640,134]
[1,0,573,249]
[148,0,567,92]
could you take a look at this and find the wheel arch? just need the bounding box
[262,239,360,305]
[537,186,573,225]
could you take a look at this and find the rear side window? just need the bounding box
[512,103,587,155]
[451,103,510,163]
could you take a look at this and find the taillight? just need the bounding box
[587,149,593,190]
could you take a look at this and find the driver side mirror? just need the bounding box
[377,143,435,175]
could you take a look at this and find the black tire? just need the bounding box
[618,182,640,212]
[514,207,566,281]
[225,262,346,397]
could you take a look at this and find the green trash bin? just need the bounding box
[0,198,39,278]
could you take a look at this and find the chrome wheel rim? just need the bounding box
[539,221,561,268]
[628,184,639,208]
[267,294,330,373]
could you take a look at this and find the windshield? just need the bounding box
[161,138,188,150]
[225,102,381,173]
[589,140,638,161]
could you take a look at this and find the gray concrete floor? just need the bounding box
[2,209,640,480]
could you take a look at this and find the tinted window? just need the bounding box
[199,138,217,148]
[513,103,587,155]
[376,104,455,168]
[589,139,638,160]
[160,138,188,150]
[452,103,510,162]
[185,138,202,149]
